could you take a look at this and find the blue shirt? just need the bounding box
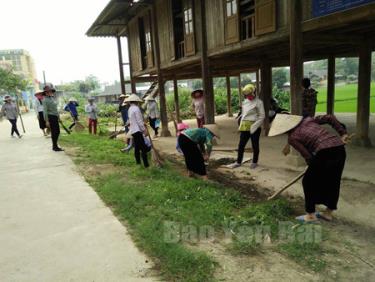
[64,102,79,116]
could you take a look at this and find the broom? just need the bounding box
[59,120,71,134]
[145,124,163,167]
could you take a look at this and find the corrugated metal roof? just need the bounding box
[86,0,152,37]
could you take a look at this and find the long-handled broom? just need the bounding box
[145,124,163,167]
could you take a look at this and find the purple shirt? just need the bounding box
[288,115,347,160]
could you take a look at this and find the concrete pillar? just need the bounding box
[260,63,272,135]
[327,55,335,115]
[173,78,181,123]
[354,40,372,147]
[226,75,233,117]
[289,0,303,115]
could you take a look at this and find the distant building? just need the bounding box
[0,49,38,90]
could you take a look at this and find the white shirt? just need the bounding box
[34,99,44,113]
[128,104,146,134]
[240,98,265,134]
[193,97,205,118]
[146,101,160,119]
[85,103,98,120]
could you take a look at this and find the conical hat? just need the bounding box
[125,94,143,103]
[268,114,303,137]
[204,124,220,139]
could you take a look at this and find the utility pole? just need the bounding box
[43,71,46,85]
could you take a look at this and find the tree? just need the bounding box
[272,68,288,89]
[0,67,29,93]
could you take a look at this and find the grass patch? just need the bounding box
[61,133,331,279]
[315,83,375,113]
[278,241,327,272]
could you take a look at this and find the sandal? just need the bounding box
[295,215,319,224]
[315,212,333,222]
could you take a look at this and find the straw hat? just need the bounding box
[119,94,127,98]
[242,84,256,96]
[69,97,77,102]
[204,124,220,139]
[125,94,143,103]
[268,114,303,137]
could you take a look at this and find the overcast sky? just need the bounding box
[0,0,130,85]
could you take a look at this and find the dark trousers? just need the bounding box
[9,119,20,136]
[197,117,205,128]
[69,115,78,130]
[48,115,60,149]
[302,146,346,213]
[237,127,261,164]
[132,131,149,168]
[178,134,206,176]
[149,117,158,136]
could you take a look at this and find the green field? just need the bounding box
[315,83,375,113]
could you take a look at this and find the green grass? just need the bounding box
[315,83,375,113]
[61,133,329,280]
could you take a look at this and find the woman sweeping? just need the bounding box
[144,95,160,138]
[178,124,220,180]
[268,114,349,223]
[34,90,47,136]
[228,84,265,169]
[1,95,22,138]
[191,89,205,128]
[126,94,149,168]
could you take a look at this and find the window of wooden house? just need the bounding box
[240,0,255,40]
[183,0,195,56]
[225,0,276,44]
[172,0,195,59]
[138,11,154,70]
[138,17,147,70]
[225,0,239,44]
[226,0,237,17]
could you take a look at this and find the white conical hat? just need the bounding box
[125,94,143,103]
[69,97,77,102]
[268,114,303,137]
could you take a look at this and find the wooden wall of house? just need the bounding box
[156,0,174,66]
[206,0,289,53]
[128,18,142,72]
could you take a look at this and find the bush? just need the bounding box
[272,86,290,111]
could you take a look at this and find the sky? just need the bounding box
[0,0,130,85]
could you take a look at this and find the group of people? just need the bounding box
[1,76,349,223]
[174,78,349,223]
